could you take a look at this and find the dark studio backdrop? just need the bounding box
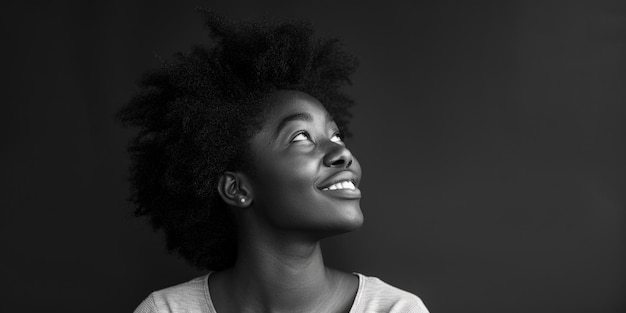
[1,0,624,312]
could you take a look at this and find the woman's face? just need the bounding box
[245,90,363,237]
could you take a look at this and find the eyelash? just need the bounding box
[290,131,343,143]
[331,132,343,142]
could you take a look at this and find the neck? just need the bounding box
[226,227,334,312]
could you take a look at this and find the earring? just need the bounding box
[239,196,246,204]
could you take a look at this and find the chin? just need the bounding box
[344,208,364,230]
[328,205,364,234]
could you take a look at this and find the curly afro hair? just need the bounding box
[118,11,358,270]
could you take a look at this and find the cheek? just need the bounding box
[253,154,320,210]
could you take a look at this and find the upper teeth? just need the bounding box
[323,180,356,191]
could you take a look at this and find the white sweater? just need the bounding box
[134,272,429,313]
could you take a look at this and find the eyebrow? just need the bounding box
[274,112,313,137]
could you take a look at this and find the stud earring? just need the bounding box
[239,196,246,203]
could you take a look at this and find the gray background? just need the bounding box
[1,0,624,312]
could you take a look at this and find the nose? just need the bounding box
[322,142,354,168]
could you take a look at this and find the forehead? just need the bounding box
[262,90,331,125]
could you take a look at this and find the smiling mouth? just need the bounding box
[319,179,361,199]
[321,180,356,191]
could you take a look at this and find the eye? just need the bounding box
[330,132,343,144]
[291,131,311,142]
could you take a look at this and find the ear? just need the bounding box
[217,171,253,208]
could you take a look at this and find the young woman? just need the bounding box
[121,11,429,313]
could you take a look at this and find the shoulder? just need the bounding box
[351,273,429,313]
[133,274,212,313]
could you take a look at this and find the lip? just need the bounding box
[316,171,362,199]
